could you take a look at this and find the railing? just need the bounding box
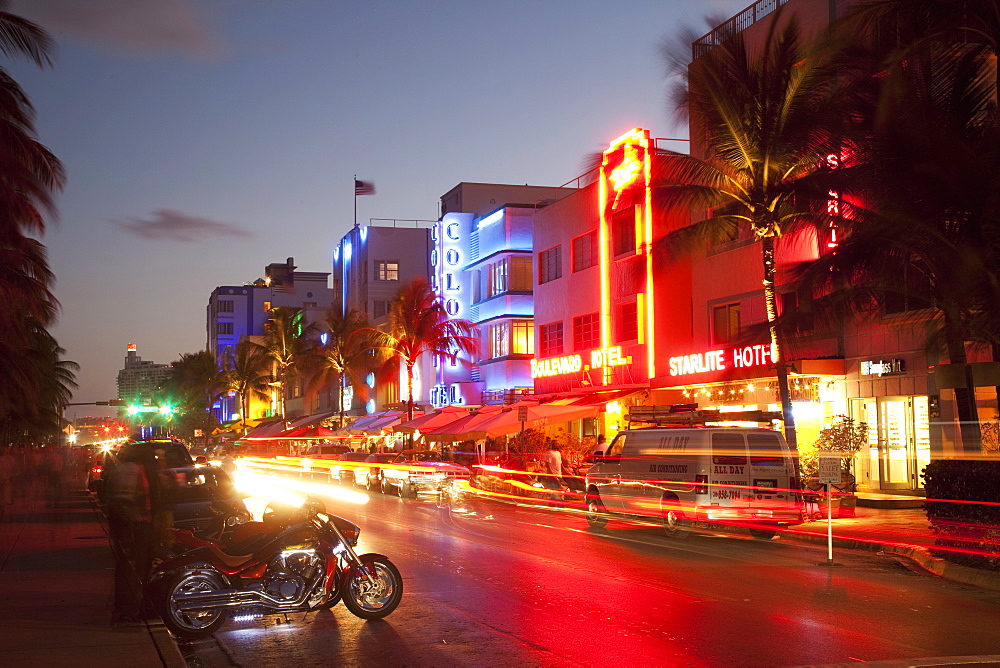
[366,218,436,228]
[692,0,791,59]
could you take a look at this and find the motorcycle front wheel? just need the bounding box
[159,570,228,639]
[342,554,403,620]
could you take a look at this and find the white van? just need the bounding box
[584,408,803,540]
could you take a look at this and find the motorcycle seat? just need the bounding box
[206,545,256,568]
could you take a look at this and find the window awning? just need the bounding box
[396,406,472,433]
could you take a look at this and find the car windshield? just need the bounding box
[368,454,397,463]
[339,452,370,461]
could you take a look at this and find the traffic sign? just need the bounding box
[517,406,528,422]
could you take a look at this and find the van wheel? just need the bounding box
[749,527,777,540]
[585,493,608,528]
[661,495,689,538]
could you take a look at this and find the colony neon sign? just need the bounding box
[668,344,773,377]
[531,346,632,379]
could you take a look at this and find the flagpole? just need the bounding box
[353,174,358,228]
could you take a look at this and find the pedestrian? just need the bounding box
[540,439,563,499]
[105,449,155,627]
[592,434,607,457]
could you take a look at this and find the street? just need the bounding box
[180,485,1000,667]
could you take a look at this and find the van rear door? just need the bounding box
[708,432,751,511]
[746,431,800,520]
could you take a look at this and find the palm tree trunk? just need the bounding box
[336,372,345,430]
[406,362,415,448]
[761,236,798,451]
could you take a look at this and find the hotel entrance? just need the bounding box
[852,396,931,491]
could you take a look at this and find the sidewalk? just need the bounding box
[0,475,185,668]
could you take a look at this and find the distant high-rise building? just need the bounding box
[207,257,333,422]
[116,343,173,406]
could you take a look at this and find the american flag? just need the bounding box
[355,179,375,196]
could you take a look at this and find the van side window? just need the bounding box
[605,434,627,459]
[711,432,747,465]
[747,432,785,466]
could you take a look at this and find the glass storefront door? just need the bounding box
[852,396,930,491]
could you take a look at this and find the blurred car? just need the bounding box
[96,439,249,535]
[305,443,353,459]
[93,439,193,503]
[380,450,471,498]
[161,465,251,536]
[327,451,372,485]
[353,453,398,492]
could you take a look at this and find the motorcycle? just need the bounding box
[149,497,403,639]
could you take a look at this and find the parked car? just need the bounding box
[353,453,398,492]
[327,451,372,485]
[380,450,472,498]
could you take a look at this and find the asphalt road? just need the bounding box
[181,486,1000,667]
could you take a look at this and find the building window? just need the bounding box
[488,260,508,298]
[712,303,741,344]
[572,230,599,272]
[488,320,534,358]
[487,256,533,298]
[217,300,234,313]
[374,261,399,281]
[373,300,388,319]
[539,321,564,357]
[511,320,534,355]
[538,246,562,284]
[489,322,509,358]
[263,301,271,312]
[779,290,814,333]
[616,302,638,342]
[612,207,636,257]
[573,312,600,351]
[509,256,532,291]
[218,322,234,335]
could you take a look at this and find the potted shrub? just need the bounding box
[811,416,867,517]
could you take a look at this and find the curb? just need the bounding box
[146,619,188,668]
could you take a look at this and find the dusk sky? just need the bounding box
[9,0,748,419]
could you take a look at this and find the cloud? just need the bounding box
[10,0,222,58]
[113,209,253,242]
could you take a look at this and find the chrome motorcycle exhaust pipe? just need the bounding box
[174,589,258,611]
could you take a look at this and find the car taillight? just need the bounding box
[91,464,102,474]
[695,475,708,495]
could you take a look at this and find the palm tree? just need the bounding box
[168,350,229,416]
[259,306,307,421]
[372,278,479,426]
[298,308,377,429]
[0,3,66,439]
[798,7,1000,453]
[228,338,274,435]
[651,12,845,450]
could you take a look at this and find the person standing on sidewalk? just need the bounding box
[105,450,154,626]
[540,439,564,499]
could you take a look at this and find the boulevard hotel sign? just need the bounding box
[531,346,632,379]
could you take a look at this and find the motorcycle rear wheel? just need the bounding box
[342,554,403,620]
[159,570,228,639]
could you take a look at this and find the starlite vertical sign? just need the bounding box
[599,128,655,380]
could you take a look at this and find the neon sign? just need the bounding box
[531,346,632,379]
[668,344,773,377]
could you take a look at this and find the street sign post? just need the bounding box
[818,453,842,566]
